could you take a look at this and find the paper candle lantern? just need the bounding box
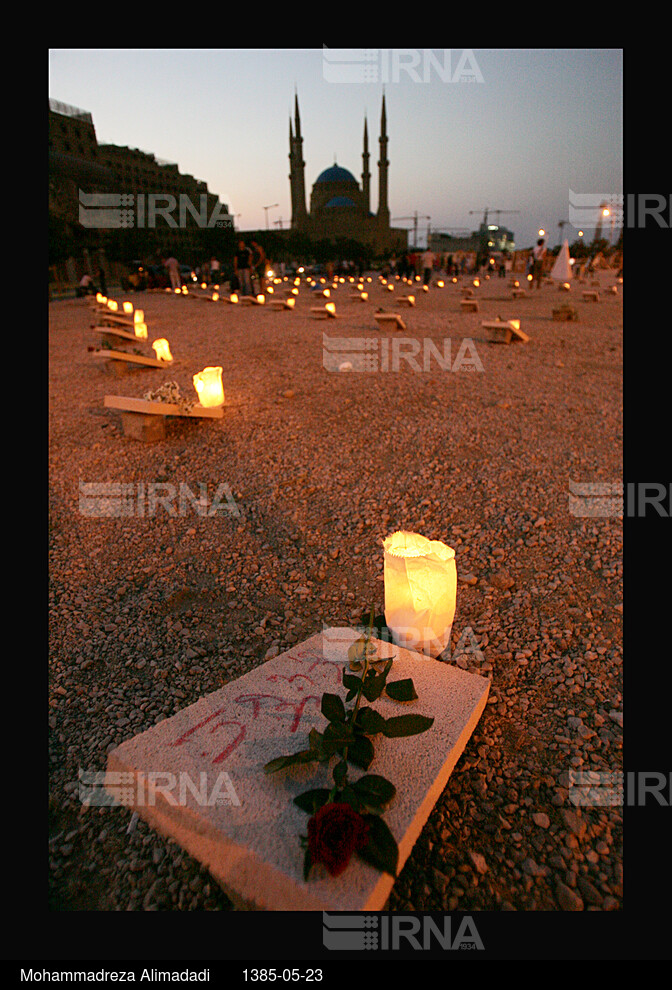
[383,531,457,657]
[123,301,133,314]
[152,338,173,362]
[107,300,118,311]
[134,322,148,339]
[96,293,106,305]
[193,366,224,407]
[134,310,144,325]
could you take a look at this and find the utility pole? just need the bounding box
[392,212,431,249]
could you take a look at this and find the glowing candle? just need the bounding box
[383,531,457,657]
[193,367,225,407]
[123,301,133,314]
[152,338,173,362]
[134,322,148,340]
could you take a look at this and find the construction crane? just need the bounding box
[469,208,520,227]
[392,212,431,249]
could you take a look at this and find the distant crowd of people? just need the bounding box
[74,235,613,300]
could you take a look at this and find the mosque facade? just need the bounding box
[288,94,407,257]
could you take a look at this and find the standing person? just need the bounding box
[210,256,221,285]
[77,273,94,297]
[421,247,435,286]
[164,256,181,290]
[97,266,107,297]
[532,238,546,289]
[234,240,253,296]
[250,239,267,294]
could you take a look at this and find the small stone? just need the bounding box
[555,881,584,911]
[459,572,478,586]
[577,876,603,905]
[488,571,515,591]
[468,850,488,874]
[532,812,550,829]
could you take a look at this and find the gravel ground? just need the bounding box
[48,270,623,913]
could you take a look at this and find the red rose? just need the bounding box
[307,802,370,877]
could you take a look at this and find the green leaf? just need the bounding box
[355,706,386,736]
[342,670,361,691]
[293,788,331,814]
[359,611,387,636]
[338,784,363,813]
[321,692,346,724]
[385,678,419,703]
[323,721,356,749]
[342,670,362,703]
[361,659,393,702]
[382,713,435,738]
[351,774,397,810]
[263,748,319,774]
[346,732,375,770]
[358,814,399,877]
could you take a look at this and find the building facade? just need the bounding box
[48,100,232,266]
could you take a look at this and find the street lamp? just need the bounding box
[263,204,279,230]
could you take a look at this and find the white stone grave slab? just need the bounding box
[106,628,490,911]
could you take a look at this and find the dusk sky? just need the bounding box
[49,48,623,251]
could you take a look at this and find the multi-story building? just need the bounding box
[48,99,232,269]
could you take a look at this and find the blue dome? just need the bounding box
[315,164,358,185]
[325,196,356,207]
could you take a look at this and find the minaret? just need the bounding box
[288,116,297,223]
[289,92,307,229]
[377,93,389,226]
[362,116,370,214]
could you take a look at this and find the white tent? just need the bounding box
[551,239,573,281]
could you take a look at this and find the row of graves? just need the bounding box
[81,256,621,910]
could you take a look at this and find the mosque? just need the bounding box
[288,93,408,257]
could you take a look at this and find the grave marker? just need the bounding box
[105,629,490,911]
